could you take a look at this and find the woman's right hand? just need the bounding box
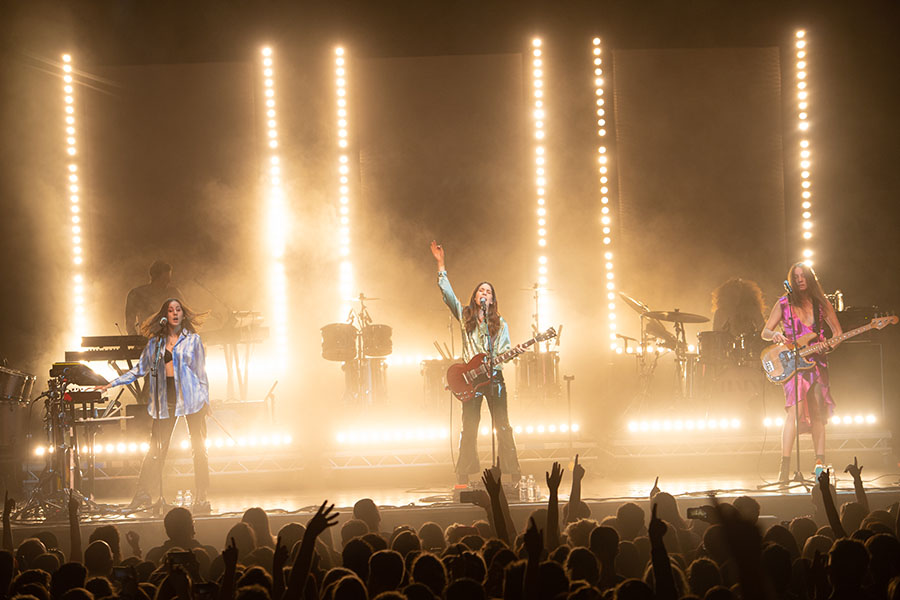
[430,240,445,269]
[772,332,786,345]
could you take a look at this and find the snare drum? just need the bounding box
[362,324,393,357]
[321,323,358,362]
[0,366,36,403]
[697,331,733,363]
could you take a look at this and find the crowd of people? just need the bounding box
[2,454,899,600]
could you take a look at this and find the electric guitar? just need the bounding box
[760,315,897,383]
[446,327,557,402]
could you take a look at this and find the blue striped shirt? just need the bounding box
[108,330,209,418]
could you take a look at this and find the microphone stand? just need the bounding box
[150,329,168,515]
[785,287,812,490]
[483,301,497,469]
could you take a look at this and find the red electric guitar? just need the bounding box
[446,327,557,402]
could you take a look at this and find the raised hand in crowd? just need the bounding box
[125,530,142,558]
[545,461,564,550]
[843,455,869,513]
[2,491,13,551]
[217,537,238,600]
[710,495,774,600]
[481,459,509,545]
[167,565,192,600]
[648,502,678,600]
[285,500,338,600]
[817,468,846,538]
[565,454,585,525]
[523,517,543,600]
[272,535,288,600]
[650,475,661,499]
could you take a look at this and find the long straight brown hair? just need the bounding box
[462,281,501,338]
[138,298,208,338]
[786,262,828,308]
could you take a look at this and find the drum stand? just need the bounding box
[15,376,98,521]
[341,294,388,406]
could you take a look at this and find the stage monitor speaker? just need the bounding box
[826,341,885,418]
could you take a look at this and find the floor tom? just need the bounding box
[321,323,358,362]
[363,324,393,357]
[0,366,35,403]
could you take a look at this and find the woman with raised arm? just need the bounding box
[431,240,521,485]
[97,298,211,512]
[761,262,842,483]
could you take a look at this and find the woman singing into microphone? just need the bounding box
[98,298,211,512]
[431,241,521,485]
[761,263,842,483]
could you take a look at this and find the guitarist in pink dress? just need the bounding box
[761,262,842,482]
[431,240,522,485]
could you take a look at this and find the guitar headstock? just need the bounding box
[872,314,898,330]
[535,327,558,343]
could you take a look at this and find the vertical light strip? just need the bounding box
[530,38,550,329]
[62,54,87,344]
[794,30,814,266]
[261,47,288,370]
[335,47,354,318]
[591,38,616,350]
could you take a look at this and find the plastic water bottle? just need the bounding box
[526,475,535,502]
[184,489,193,507]
[175,490,184,506]
[519,476,528,502]
[814,463,825,481]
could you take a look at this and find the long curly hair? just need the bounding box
[711,278,766,317]
[138,298,208,338]
[462,281,501,338]
[786,262,828,307]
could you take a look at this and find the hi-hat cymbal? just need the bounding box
[618,291,650,314]
[354,295,380,301]
[645,310,709,324]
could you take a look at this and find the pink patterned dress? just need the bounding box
[779,295,834,430]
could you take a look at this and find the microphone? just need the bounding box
[480,297,487,311]
[783,280,793,294]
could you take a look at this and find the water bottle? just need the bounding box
[519,476,528,502]
[175,490,184,506]
[814,462,825,481]
[526,474,535,502]
[184,489,193,507]
[531,478,540,501]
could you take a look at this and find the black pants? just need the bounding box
[456,372,521,478]
[136,378,209,499]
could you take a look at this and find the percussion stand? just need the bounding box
[16,377,94,521]
[564,375,575,458]
[672,318,689,404]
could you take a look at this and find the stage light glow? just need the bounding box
[793,29,816,265]
[60,53,88,344]
[528,38,553,330]
[258,47,289,370]
[333,47,356,316]
[591,37,619,346]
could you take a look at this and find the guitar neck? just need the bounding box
[798,321,877,356]
[489,337,538,366]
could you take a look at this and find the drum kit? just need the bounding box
[618,291,767,411]
[320,294,392,405]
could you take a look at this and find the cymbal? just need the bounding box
[645,310,709,324]
[618,291,650,314]
[353,296,380,301]
[645,318,677,345]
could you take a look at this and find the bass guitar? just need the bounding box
[446,327,557,402]
[760,315,897,384]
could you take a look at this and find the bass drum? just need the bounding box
[0,366,36,403]
[698,331,734,363]
[363,324,393,357]
[343,358,387,405]
[421,359,453,408]
[321,323,358,362]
